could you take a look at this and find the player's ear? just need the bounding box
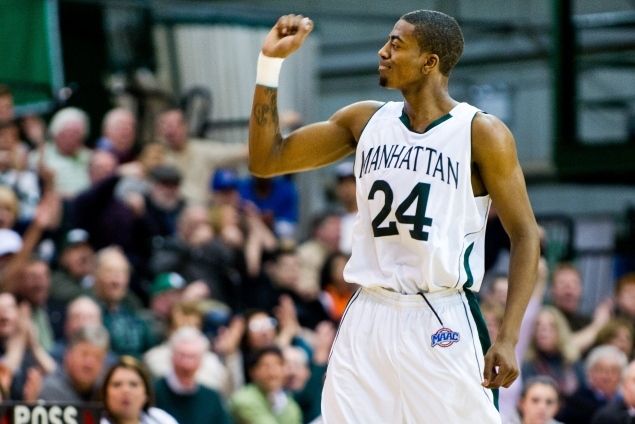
[421,53,439,75]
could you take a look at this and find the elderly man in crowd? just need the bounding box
[31,107,92,196]
[154,326,231,424]
[557,345,628,424]
[97,108,138,164]
[91,246,154,357]
[38,325,110,402]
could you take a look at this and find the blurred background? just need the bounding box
[1,0,634,310]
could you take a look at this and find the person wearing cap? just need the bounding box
[149,272,187,333]
[143,164,186,238]
[157,107,247,206]
[238,174,299,241]
[50,228,96,303]
[210,168,242,208]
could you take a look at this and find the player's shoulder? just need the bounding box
[331,100,386,140]
[471,111,515,150]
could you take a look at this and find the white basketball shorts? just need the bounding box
[321,286,501,424]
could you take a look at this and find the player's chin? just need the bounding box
[379,76,396,88]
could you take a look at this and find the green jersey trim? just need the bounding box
[399,108,453,134]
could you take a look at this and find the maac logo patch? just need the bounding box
[431,327,460,348]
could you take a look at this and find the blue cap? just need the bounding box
[211,169,239,191]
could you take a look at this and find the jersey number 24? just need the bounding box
[368,180,433,241]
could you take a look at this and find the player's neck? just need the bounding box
[401,95,457,134]
[400,77,457,133]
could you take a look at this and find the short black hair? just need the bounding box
[401,10,464,76]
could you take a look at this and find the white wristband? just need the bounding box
[256,52,284,88]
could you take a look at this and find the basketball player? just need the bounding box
[249,10,540,423]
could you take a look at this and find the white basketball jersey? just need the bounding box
[343,101,491,294]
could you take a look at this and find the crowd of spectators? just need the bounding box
[1,82,635,424]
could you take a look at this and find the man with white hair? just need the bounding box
[96,108,138,163]
[154,326,232,424]
[30,107,92,196]
[558,345,628,424]
[592,359,635,423]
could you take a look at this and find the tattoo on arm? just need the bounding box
[254,88,280,130]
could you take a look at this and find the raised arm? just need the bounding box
[472,113,541,389]
[249,14,379,177]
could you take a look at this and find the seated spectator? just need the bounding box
[615,273,635,320]
[39,325,109,402]
[508,376,562,424]
[100,356,178,424]
[91,246,154,357]
[261,247,330,330]
[0,132,40,224]
[72,151,152,293]
[144,300,234,396]
[142,164,185,238]
[96,108,139,164]
[550,262,590,331]
[550,262,612,356]
[154,326,232,423]
[0,193,61,292]
[158,107,246,205]
[149,205,243,309]
[592,318,635,360]
[148,272,187,333]
[592,359,635,423]
[557,345,627,424]
[30,107,92,197]
[240,306,313,384]
[0,292,56,400]
[50,228,96,303]
[239,175,299,241]
[210,168,244,208]
[49,296,110,364]
[230,346,302,424]
[522,306,583,398]
[14,258,59,350]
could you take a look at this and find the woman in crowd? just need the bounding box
[510,376,563,424]
[100,356,178,424]
[522,306,583,398]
